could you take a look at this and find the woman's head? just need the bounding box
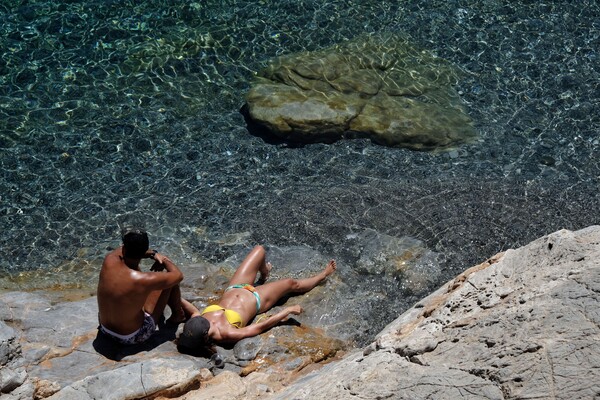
[178,316,211,354]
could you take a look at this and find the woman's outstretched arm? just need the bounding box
[221,305,303,342]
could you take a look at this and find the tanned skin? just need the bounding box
[188,245,336,344]
[97,247,191,335]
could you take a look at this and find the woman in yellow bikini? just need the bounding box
[178,245,336,352]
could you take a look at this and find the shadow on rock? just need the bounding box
[92,322,179,361]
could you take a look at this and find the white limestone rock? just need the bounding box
[273,226,600,400]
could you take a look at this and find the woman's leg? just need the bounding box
[229,245,271,285]
[256,260,336,313]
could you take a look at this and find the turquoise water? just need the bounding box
[1,0,599,295]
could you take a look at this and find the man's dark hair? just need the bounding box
[122,229,149,259]
[178,316,211,355]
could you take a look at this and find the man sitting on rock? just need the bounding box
[97,229,193,345]
[177,245,336,353]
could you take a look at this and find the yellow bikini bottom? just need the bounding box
[200,304,244,328]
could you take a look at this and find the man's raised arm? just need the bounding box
[138,252,183,290]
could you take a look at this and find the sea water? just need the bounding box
[1,1,599,310]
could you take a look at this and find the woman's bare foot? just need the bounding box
[257,261,272,284]
[323,259,336,277]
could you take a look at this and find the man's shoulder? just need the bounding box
[98,265,146,296]
[99,253,136,283]
[102,248,126,266]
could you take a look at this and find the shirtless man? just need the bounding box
[178,245,336,353]
[97,229,190,345]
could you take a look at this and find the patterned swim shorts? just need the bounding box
[100,312,156,345]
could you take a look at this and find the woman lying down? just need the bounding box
[177,245,336,354]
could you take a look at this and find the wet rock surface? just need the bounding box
[0,284,341,400]
[243,33,475,149]
[3,238,411,399]
[3,227,599,399]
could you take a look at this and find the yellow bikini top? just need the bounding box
[200,304,244,328]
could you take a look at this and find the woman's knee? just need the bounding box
[282,278,300,291]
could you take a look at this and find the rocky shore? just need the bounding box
[2,226,599,399]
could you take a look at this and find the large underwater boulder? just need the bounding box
[243,33,476,150]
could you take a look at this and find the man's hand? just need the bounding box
[154,252,167,263]
[150,252,169,271]
[150,261,165,272]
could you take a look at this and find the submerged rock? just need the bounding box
[243,32,476,150]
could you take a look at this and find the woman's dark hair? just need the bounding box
[177,316,211,355]
[122,229,149,259]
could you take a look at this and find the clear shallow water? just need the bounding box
[1,1,599,298]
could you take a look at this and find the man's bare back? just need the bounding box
[97,230,185,344]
